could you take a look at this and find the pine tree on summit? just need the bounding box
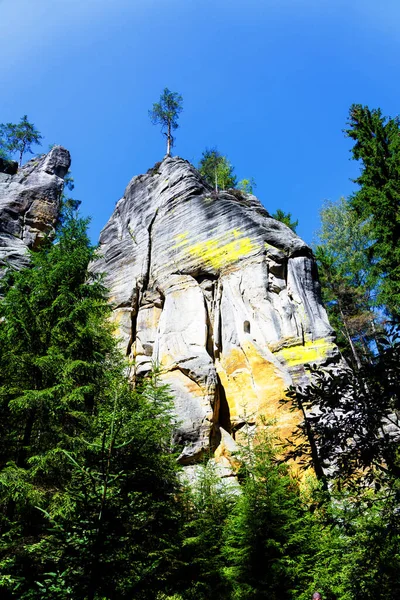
[149,88,183,156]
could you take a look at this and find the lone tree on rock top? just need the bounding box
[0,115,42,166]
[149,88,183,156]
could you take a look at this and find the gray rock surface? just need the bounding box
[93,156,339,467]
[0,146,70,279]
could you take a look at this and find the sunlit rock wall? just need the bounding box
[0,146,71,280]
[93,156,339,467]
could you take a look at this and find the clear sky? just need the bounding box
[2,0,400,245]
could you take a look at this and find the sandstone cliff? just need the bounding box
[0,146,71,280]
[93,156,339,468]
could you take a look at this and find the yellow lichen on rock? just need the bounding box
[274,338,336,367]
[172,229,257,270]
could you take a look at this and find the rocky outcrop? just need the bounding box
[93,156,339,467]
[0,146,71,280]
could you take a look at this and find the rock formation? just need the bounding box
[0,146,71,280]
[93,156,339,469]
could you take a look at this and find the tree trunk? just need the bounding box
[17,408,36,467]
[18,140,26,167]
[87,396,117,599]
[298,397,327,488]
[371,320,383,355]
[4,408,37,527]
[338,301,363,370]
[166,121,171,156]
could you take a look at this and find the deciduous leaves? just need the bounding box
[198,148,237,191]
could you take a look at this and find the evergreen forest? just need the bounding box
[0,104,399,599]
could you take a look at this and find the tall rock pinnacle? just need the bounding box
[0,146,71,279]
[93,156,339,468]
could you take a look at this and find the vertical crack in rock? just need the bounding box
[216,373,231,434]
[126,288,139,357]
[203,294,215,359]
[213,279,223,358]
[193,273,218,360]
[127,208,159,358]
[142,208,159,295]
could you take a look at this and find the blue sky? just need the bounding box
[2,0,400,245]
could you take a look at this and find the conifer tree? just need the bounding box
[345,104,400,318]
[0,208,116,593]
[283,325,400,488]
[0,210,182,598]
[272,209,299,233]
[0,115,42,166]
[27,373,182,600]
[149,88,183,156]
[177,461,234,599]
[222,427,317,599]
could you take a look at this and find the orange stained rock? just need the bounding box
[216,342,301,444]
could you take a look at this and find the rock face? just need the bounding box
[93,156,339,466]
[0,146,71,279]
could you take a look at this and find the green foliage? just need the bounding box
[149,88,183,155]
[238,178,256,194]
[314,197,378,367]
[0,211,182,599]
[283,325,400,488]
[27,374,181,600]
[0,208,116,595]
[177,461,235,599]
[222,427,318,600]
[271,209,298,233]
[280,327,400,598]
[63,170,74,192]
[0,115,42,166]
[0,124,11,160]
[0,145,9,160]
[345,104,400,318]
[0,209,115,459]
[295,482,400,600]
[198,148,237,191]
